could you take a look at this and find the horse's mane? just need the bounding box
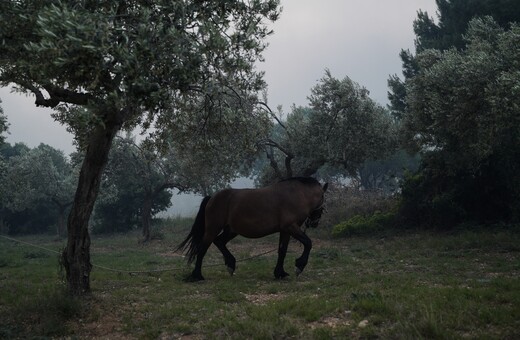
[279,177,320,186]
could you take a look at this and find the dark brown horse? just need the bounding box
[178,177,328,281]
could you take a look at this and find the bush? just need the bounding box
[321,183,398,228]
[397,152,520,229]
[332,210,396,238]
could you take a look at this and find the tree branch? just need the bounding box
[265,145,283,180]
[257,138,294,179]
[42,84,94,106]
[256,101,292,138]
[21,82,94,108]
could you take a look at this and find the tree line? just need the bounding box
[0,73,411,238]
[1,0,519,295]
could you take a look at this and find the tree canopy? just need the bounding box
[256,71,397,184]
[0,142,75,235]
[388,0,520,120]
[399,17,520,226]
[386,1,520,227]
[93,137,173,236]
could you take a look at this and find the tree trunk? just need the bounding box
[61,117,121,296]
[56,206,66,239]
[53,200,72,239]
[141,195,153,243]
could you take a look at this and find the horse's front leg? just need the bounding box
[288,226,312,276]
[274,232,290,279]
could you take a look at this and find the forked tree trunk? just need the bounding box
[61,116,121,296]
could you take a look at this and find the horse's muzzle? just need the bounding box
[305,207,324,228]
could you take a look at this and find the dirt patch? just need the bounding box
[242,292,286,305]
[308,313,353,330]
[158,250,186,258]
[77,313,129,339]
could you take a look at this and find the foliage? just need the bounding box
[399,18,520,227]
[92,137,173,234]
[256,71,397,184]
[0,143,29,233]
[0,203,57,235]
[0,142,30,159]
[388,1,520,228]
[415,0,520,52]
[4,144,76,211]
[358,150,419,193]
[159,94,272,196]
[399,152,518,228]
[0,0,280,153]
[320,183,399,229]
[331,211,396,238]
[388,0,520,120]
[1,143,76,235]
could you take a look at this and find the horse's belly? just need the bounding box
[229,218,279,238]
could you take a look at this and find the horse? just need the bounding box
[177,177,328,281]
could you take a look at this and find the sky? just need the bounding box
[0,0,438,215]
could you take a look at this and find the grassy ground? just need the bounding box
[0,224,519,339]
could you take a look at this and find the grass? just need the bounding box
[0,225,519,339]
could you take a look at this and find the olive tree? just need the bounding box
[257,71,397,184]
[388,0,520,120]
[401,17,520,225]
[0,0,280,295]
[92,136,174,238]
[3,144,76,237]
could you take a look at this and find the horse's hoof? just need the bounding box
[227,266,235,276]
[295,267,303,276]
[185,273,205,282]
[274,268,289,279]
[275,273,289,280]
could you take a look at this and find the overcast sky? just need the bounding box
[1,0,438,156]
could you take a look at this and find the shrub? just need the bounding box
[321,183,398,228]
[397,151,520,229]
[332,210,396,238]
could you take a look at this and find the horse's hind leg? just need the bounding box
[190,241,210,281]
[190,229,221,281]
[274,232,290,279]
[213,227,237,275]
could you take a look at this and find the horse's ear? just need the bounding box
[322,182,328,192]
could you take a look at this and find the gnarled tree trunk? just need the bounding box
[55,202,72,239]
[61,116,121,296]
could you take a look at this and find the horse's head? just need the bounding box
[305,182,328,228]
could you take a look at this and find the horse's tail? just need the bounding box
[177,196,211,264]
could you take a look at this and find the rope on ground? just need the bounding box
[0,234,278,275]
[0,234,61,254]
